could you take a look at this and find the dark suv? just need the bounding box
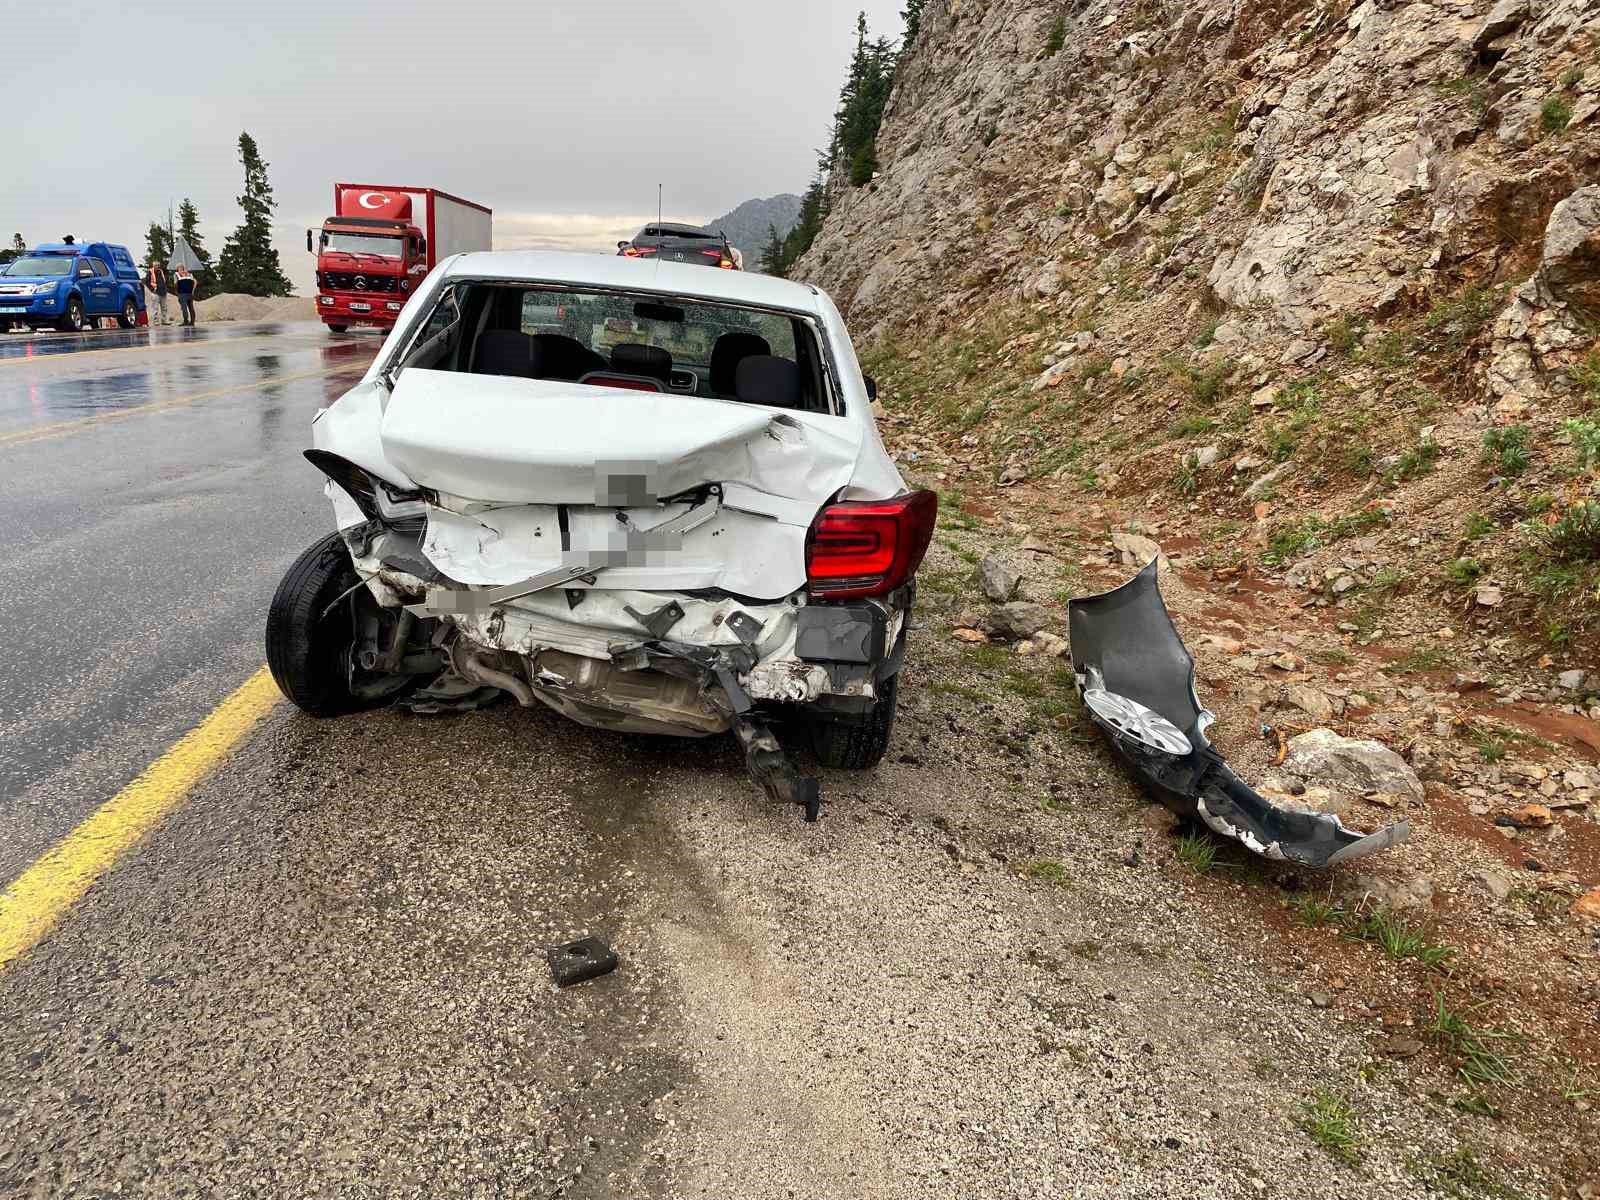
[617,222,737,269]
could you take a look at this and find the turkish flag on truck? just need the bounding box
[336,188,414,221]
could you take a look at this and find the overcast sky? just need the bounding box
[2,1,905,292]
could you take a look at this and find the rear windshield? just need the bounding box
[3,256,72,277]
[397,282,835,415]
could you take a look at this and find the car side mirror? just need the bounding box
[77,266,93,278]
[864,375,878,402]
[417,237,426,256]
[306,229,313,252]
[617,241,630,251]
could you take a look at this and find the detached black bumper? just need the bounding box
[1067,561,1407,869]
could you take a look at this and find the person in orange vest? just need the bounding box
[144,261,169,325]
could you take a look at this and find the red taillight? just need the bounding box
[700,249,723,257]
[805,491,938,599]
[622,246,640,257]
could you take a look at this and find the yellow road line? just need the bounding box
[0,363,364,448]
[0,666,281,969]
[0,329,323,368]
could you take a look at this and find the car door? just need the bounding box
[86,258,115,314]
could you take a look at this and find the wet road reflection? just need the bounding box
[0,320,378,879]
[0,322,378,437]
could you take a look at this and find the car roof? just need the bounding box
[442,249,823,314]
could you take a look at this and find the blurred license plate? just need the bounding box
[0,305,24,312]
[350,302,371,312]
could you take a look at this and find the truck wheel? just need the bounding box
[327,324,349,333]
[56,295,84,332]
[810,673,898,770]
[117,297,138,328]
[266,531,410,716]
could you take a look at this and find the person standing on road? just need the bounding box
[144,261,169,325]
[174,264,197,326]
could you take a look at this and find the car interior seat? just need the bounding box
[530,334,606,381]
[473,329,539,378]
[734,355,805,411]
[610,343,672,384]
[709,332,771,397]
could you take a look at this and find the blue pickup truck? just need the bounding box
[0,241,146,331]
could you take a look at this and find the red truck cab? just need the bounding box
[310,184,491,332]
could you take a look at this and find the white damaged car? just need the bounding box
[266,250,935,817]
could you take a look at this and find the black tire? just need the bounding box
[266,531,381,716]
[56,295,83,332]
[118,297,138,329]
[327,324,349,333]
[810,673,898,770]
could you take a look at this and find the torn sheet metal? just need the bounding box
[1067,561,1408,868]
[377,369,863,508]
[412,490,811,600]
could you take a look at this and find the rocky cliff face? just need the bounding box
[796,0,1600,654]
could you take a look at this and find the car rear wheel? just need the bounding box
[56,295,83,332]
[117,297,138,328]
[810,673,898,770]
[266,531,412,716]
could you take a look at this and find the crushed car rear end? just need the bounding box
[266,251,933,815]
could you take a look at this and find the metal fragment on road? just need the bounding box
[1066,561,1408,869]
[546,936,619,987]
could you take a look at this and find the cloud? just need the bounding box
[492,211,707,255]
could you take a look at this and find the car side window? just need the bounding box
[396,286,461,373]
[76,259,95,277]
[90,259,111,277]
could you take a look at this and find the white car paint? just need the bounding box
[309,250,909,734]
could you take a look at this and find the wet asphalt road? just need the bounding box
[0,322,372,880]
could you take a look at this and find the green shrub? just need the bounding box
[1325,315,1367,355]
[1445,558,1485,588]
[1563,416,1600,471]
[1386,438,1441,483]
[1547,501,1600,561]
[1482,425,1532,475]
[1423,285,1501,351]
[1542,95,1573,133]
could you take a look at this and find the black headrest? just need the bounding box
[611,342,672,382]
[709,331,771,395]
[735,355,804,410]
[475,329,536,378]
[530,333,606,381]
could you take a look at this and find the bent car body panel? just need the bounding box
[379,369,864,507]
[1068,561,1408,869]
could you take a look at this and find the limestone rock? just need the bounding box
[987,601,1051,641]
[1285,728,1425,802]
[978,554,1021,602]
[1110,530,1162,568]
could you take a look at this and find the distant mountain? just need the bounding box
[705,194,802,260]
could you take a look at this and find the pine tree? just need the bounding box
[758,224,789,277]
[144,221,173,269]
[177,198,219,291]
[829,13,897,187]
[902,0,925,47]
[10,233,23,253]
[218,132,293,297]
[780,175,831,270]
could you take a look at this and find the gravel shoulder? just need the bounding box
[5,506,1591,1196]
